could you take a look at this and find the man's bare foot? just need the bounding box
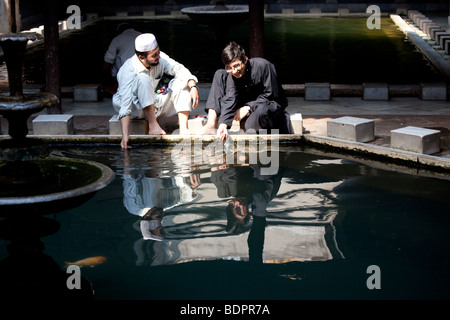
[179,127,191,136]
[148,126,166,135]
[200,122,216,135]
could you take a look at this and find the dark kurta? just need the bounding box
[206,58,290,133]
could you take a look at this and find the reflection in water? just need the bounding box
[5,146,450,299]
[120,147,345,267]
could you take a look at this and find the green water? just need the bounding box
[22,16,445,86]
[1,145,449,300]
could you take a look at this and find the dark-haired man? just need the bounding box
[202,41,290,140]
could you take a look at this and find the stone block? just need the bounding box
[363,83,389,100]
[305,82,330,101]
[109,115,148,135]
[289,113,303,135]
[282,8,294,14]
[309,8,321,14]
[413,14,426,25]
[431,29,446,41]
[427,26,442,37]
[327,116,375,142]
[445,41,450,55]
[143,11,155,16]
[32,114,74,135]
[338,8,350,15]
[73,84,101,102]
[435,32,450,44]
[421,82,447,100]
[419,19,432,30]
[188,117,207,134]
[391,126,440,154]
[440,36,450,49]
[407,10,420,20]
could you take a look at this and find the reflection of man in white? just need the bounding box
[113,33,200,149]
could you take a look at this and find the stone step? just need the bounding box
[390,126,440,154]
[327,116,375,142]
[109,115,148,135]
[32,114,74,135]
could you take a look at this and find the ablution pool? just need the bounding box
[22,15,445,86]
[1,143,449,300]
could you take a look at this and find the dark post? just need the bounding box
[248,0,264,58]
[44,0,62,113]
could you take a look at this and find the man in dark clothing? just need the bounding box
[202,41,291,140]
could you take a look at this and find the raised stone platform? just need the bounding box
[390,126,440,154]
[327,116,375,142]
[32,114,74,135]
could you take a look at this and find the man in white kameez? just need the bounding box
[113,33,200,149]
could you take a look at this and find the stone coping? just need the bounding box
[3,133,450,176]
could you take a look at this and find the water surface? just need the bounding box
[1,145,448,300]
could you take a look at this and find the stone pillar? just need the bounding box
[44,0,62,113]
[0,0,21,33]
[249,0,264,58]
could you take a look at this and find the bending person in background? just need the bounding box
[103,23,141,94]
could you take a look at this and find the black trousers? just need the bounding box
[206,69,291,134]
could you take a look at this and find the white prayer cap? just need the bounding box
[135,33,158,52]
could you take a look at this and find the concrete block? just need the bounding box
[419,19,434,32]
[445,41,450,55]
[407,10,420,20]
[289,113,303,135]
[427,26,442,37]
[391,126,440,154]
[305,82,330,101]
[282,8,294,14]
[440,36,450,49]
[421,82,447,100]
[109,115,148,135]
[327,116,375,142]
[431,29,446,41]
[32,114,74,135]
[435,32,450,44]
[73,84,101,102]
[338,8,350,15]
[143,11,155,16]
[396,8,408,15]
[363,83,389,100]
[188,117,207,134]
[309,8,321,14]
[413,15,426,25]
[419,19,432,30]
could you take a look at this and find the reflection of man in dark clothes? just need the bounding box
[210,163,284,263]
[202,41,291,140]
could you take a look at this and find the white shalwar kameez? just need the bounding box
[112,52,198,125]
